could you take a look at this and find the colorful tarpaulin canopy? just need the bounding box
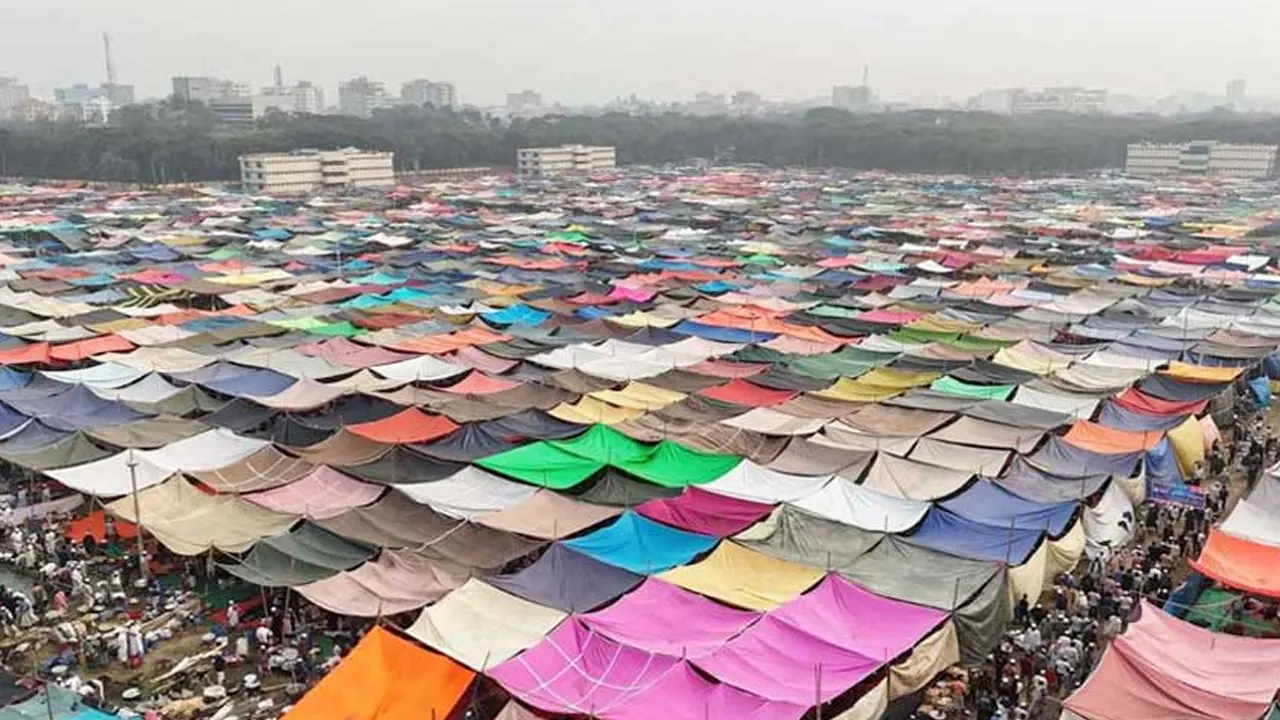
[284,626,474,720]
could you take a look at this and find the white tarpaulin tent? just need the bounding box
[700,461,832,503]
[47,429,268,496]
[407,578,567,670]
[791,477,929,532]
[396,466,538,519]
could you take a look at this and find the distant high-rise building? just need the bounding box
[401,79,458,109]
[1226,79,1247,108]
[101,84,135,107]
[172,76,248,104]
[53,83,126,123]
[338,77,389,118]
[972,88,1016,114]
[690,92,728,115]
[54,84,99,106]
[731,91,763,115]
[832,85,876,112]
[0,77,29,120]
[291,82,325,115]
[506,90,543,113]
[257,80,325,116]
[1010,87,1106,114]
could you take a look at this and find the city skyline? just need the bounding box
[3,0,1277,106]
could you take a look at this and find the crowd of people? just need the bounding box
[912,397,1279,720]
[0,400,1268,720]
[0,496,348,716]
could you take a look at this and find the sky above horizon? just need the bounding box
[6,0,1279,106]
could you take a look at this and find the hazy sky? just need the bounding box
[5,0,1279,106]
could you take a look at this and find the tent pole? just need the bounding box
[884,647,891,706]
[126,453,147,581]
[1005,517,1016,565]
[814,663,822,720]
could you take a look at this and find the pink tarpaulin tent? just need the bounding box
[579,578,760,658]
[490,619,680,715]
[635,487,774,537]
[692,615,881,704]
[1063,601,1280,720]
[769,575,948,662]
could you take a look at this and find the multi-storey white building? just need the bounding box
[517,145,616,177]
[172,76,248,104]
[1011,87,1107,114]
[338,77,390,118]
[401,79,458,109]
[239,148,396,194]
[256,82,326,116]
[1126,141,1278,178]
[0,78,30,120]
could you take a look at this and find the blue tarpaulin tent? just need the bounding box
[563,511,717,574]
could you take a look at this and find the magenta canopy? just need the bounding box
[693,615,882,704]
[580,578,760,658]
[770,575,947,663]
[490,619,680,716]
[635,487,774,537]
[691,574,950,704]
[608,662,808,720]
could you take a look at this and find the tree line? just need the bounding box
[2,99,1280,183]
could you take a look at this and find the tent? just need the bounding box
[562,511,717,573]
[489,619,684,716]
[1063,601,1280,720]
[295,549,471,617]
[579,577,760,658]
[634,487,773,537]
[106,477,297,555]
[244,466,384,520]
[488,544,643,613]
[1190,529,1280,598]
[906,508,1044,564]
[221,522,375,587]
[838,536,1008,663]
[658,541,825,611]
[735,504,885,569]
[940,480,1077,536]
[283,626,474,720]
[788,477,925,532]
[406,578,567,671]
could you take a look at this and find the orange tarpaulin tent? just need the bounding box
[0,342,52,366]
[1063,420,1164,454]
[285,625,474,720]
[1190,529,1280,599]
[50,335,135,362]
[440,370,520,395]
[66,510,138,543]
[348,408,459,444]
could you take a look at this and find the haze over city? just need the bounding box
[4,0,1279,105]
